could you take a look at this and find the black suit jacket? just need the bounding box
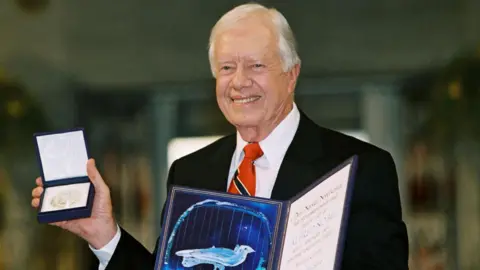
[98,111,409,270]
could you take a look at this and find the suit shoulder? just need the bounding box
[318,126,390,157]
[171,134,235,166]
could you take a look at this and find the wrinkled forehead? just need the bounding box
[213,17,280,62]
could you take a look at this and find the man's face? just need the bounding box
[212,17,299,132]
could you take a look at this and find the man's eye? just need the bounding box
[252,64,264,68]
[220,66,232,70]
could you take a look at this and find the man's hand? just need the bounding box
[31,158,118,249]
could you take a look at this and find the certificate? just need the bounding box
[154,156,358,270]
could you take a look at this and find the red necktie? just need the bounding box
[228,142,263,196]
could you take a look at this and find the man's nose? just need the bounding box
[232,68,253,90]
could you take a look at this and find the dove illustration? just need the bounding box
[175,244,255,270]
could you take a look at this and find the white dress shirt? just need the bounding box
[90,223,122,270]
[227,103,300,198]
[90,103,300,269]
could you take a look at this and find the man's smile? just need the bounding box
[230,95,261,104]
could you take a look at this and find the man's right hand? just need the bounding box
[31,158,118,249]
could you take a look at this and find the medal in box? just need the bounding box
[33,128,95,223]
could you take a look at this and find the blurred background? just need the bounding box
[1,0,479,269]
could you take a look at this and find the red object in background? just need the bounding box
[409,174,439,212]
[408,142,440,212]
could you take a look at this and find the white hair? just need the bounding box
[208,3,301,78]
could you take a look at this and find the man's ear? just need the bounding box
[287,64,301,94]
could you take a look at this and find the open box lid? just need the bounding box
[34,128,89,185]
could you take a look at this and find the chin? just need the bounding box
[229,114,263,128]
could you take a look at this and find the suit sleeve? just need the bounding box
[100,161,178,270]
[341,150,409,270]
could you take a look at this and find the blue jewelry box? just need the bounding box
[33,128,95,224]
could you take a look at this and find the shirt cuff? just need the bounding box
[89,224,121,268]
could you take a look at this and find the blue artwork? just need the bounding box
[175,244,254,270]
[157,189,283,270]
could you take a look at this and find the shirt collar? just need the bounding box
[234,103,300,169]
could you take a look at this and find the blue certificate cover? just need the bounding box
[155,156,358,270]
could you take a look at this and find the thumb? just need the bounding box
[86,158,107,190]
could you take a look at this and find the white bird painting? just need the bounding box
[175,244,255,270]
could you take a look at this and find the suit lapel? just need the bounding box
[204,112,334,200]
[205,135,236,192]
[271,111,330,201]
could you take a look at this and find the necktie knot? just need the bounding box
[243,142,263,160]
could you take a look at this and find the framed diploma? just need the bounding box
[154,156,358,270]
[33,128,95,223]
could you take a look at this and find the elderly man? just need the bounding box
[31,3,409,270]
